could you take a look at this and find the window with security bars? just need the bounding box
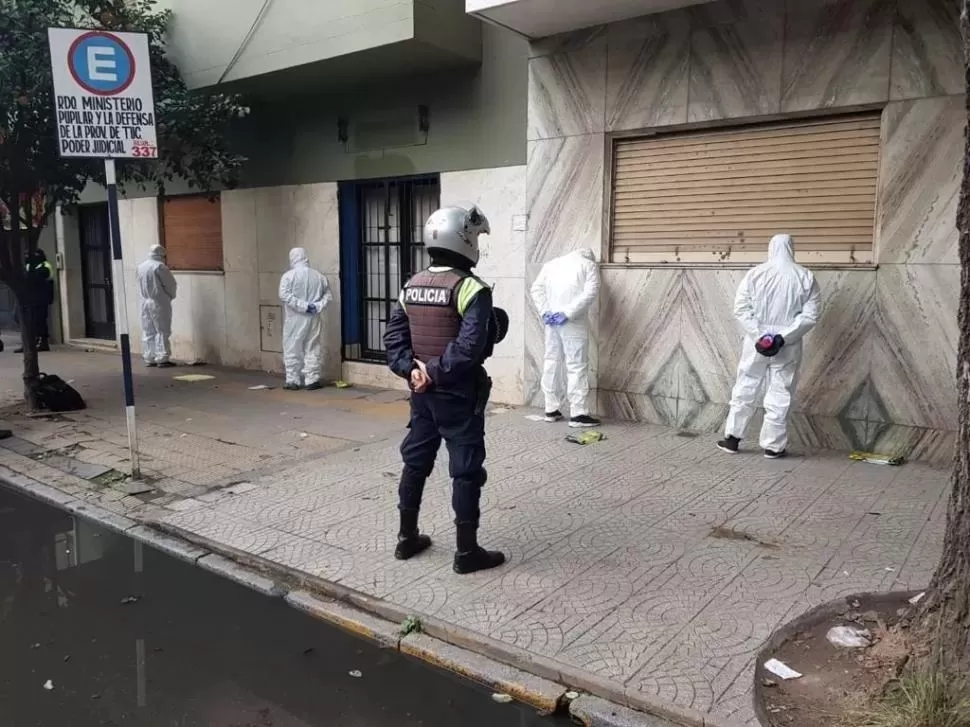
[357,177,439,361]
[608,113,882,265]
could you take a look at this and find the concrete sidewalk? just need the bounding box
[0,349,950,726]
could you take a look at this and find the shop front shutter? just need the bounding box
[609,114,881,263]
[161,194,223,271]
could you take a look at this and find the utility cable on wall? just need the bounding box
[216,0,275,85]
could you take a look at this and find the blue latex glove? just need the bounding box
[549,312,568,326]
[306,303,318,315]
[541,312,554,326]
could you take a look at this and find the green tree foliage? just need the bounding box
[0,0,246,404]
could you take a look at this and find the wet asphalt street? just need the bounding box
[0,489,568,726]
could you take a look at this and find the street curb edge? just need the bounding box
[0,467,746,727]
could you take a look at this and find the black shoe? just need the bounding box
[145,362,157,368]
[569,415,601,428]
[717,435,740,454]
[543,410,563,423]
[36,339,50,352]
[395,533,432,560]
[304,381,324,391]
[283,382,300,391]
[157,361,176,368]
[454,523,505,575]
[13,347,23,354]
[764,449,788,460]
[395,510,431,561]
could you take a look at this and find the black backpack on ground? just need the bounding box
[33,373,86,413]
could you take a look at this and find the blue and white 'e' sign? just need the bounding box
[48,28,157,159]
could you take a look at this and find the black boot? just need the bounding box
[37,338,50,352]
[453,523,505,575]
[394,509,431,561]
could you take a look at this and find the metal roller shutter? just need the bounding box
[609,114,881,263]
[161,194,224,271]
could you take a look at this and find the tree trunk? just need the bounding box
[917,0,970,670]
[17,297,39,412]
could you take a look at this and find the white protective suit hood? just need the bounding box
[734,233,820,345]
[148,244,166,261]
[289,247,309,268]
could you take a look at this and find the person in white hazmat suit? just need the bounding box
[718,234,822,459]
[530,248,601,428]
[279,247,333,391]
[136,245,178,368]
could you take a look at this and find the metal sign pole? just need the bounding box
[104,158,140,479]
[49,28,157,481]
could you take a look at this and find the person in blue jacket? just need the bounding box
[384,205,509,575]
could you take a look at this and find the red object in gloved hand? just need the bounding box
[755,334,781,357]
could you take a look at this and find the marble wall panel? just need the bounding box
[528,40,606,140]
[870,263,960,430]
[606,16,690,131]
[527,135,604,263]
[529,26,606,59]
[796,270,875,418]
[687,0,781,28]
[597,268,683,395]
[688,8,784,122]
[781,0,894,113]
[523,0,964,459]
[876,96,962,265]
[891,0,963,100]
[680,269,748,404]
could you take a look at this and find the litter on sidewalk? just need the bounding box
[565,431,606,445]
[826,626,872,648]
[247,385,272,391]
[173,374,215,383]
[334,380,352,389]
[763,659,801,680]
[849,451,905,466]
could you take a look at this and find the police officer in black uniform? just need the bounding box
[384,205,509,575]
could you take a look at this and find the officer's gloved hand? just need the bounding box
[550,312,568,326]
[541,312,554,326]
[754,333,778,356]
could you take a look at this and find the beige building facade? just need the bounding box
[45,0,962,461]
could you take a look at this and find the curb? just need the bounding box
[0,464,741,727]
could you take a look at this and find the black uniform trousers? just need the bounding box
[398,379,489,526]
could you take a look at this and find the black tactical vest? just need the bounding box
[403,268,467,362]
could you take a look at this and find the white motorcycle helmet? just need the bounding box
[424,205,490,266]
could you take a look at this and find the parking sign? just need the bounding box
[48,28,157,159]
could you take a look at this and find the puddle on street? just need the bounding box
[0,490,567,726]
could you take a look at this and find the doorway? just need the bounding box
[338,175,439,363]
[78,204,115,340]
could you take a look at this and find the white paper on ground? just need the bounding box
[909,591,926,605]
[524,415,546,422]
[763,659,802,680]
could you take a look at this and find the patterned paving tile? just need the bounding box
[0,350,951,723]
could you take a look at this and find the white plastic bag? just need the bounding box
[826,625,872,648]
